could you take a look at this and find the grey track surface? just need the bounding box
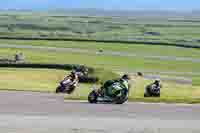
[1,44,200,63]
[1,90,200,133]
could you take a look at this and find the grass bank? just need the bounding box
[0,68,199,104]
[0,68,69,92]
[65,77,200,104]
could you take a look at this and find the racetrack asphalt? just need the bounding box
[0,90,200,133]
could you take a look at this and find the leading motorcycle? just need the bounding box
[88,85,129,104]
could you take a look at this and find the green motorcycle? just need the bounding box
[88,81,129,104]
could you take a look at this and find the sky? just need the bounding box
[0,0,199,11]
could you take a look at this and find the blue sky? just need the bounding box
[0,0,199,11]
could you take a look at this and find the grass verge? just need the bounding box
[1,68,198,104]
[65,77,200,104]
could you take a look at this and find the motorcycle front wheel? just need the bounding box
[114,96,128,104]
[88,91,98,103]
[56,86,62,93]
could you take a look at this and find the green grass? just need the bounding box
[0,11,200,46]
[1,39,200,84]
[89,68,119,83]
[66,77,200,104]
[130,77,200,103]
[0,11,200,103]
[1,47,200,74]
[0,68,67,92]
[1,39,200,58]
[0,68,91,92]
[1,68,200,104]
[192,76,200,86]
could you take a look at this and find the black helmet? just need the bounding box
[121,74,131,80]
[155,78,160,82]
[154,78,160,85]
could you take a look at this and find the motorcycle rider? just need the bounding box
[75,67,89,77]
[152,78,162,88]
[144,78,162,97]
[61,70,79,87]
[100,74,131,98]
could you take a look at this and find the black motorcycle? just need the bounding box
[144,84,160,97]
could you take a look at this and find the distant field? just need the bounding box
[0,11,200,46]
[1,11,200,73]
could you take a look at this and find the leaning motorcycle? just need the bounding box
[144,84,160,97]
[56,78,78,94]
[88,84,129,104]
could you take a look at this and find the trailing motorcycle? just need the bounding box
[144,84,160,97]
